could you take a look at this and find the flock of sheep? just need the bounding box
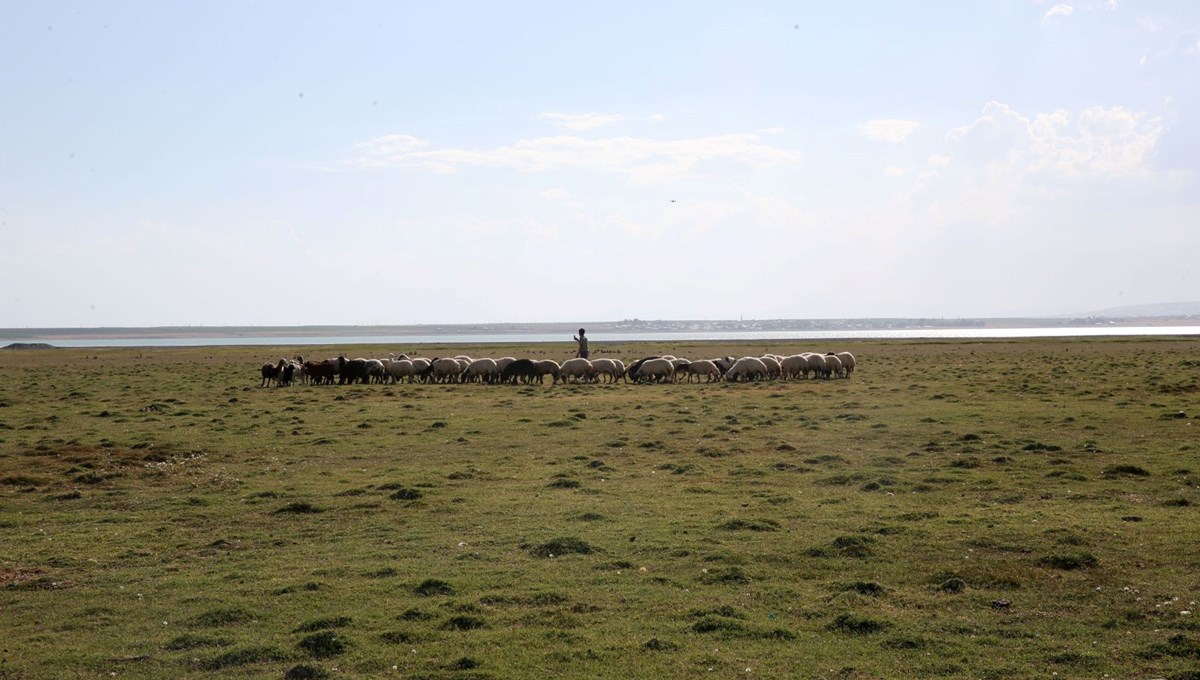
[259,351,856,387]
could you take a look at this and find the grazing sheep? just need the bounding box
[500,358,539,384]
[463,358,501,384]
[384,358,416,383]
[495,357,516,372]
[337,356,370,385]
[290,355,308,385]
[821,353,843,379]
[277,362,296,387]
[677,359,721,383]
[625,356,661,381]
[591,358,625,383]
[725,356,769,382]
[803,353,826,380]
[712,356,737,375]
[304,359,336,385]
[429,357,464,383]
[835,351,856,378]
[260,358,286,387]
[610,359,626,383]
[406,358,432,382]
[780,354,807,380]
[533,359,561,384]
[759,355,782,380]
[560,358,594,384]
[364,359,387,384]
[634,358,675,383]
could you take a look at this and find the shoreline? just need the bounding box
[4,316,1200,342]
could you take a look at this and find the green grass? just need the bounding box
[1,337,1199,678]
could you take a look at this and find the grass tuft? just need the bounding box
[1103,464,1151,476]
[292,616,351,633]
[642,638,680,651]
[528,537,593,558]
[284,665,329,680]
[1037,553,1099,570]
[841,581,887,597]
[413,578,455,596]
[717,518,780,532]
[442,615,487,631]
[274,502,323,514]
[828,613,891,635]
[198,646,287,671]
[296,630,346,658]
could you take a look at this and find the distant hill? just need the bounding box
[1081,302,1200,318]
[2,343,55,350]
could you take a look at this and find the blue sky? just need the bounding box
[1,1,1197,326]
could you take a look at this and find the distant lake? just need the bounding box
[10,326,1200,348]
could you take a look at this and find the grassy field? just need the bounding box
[1,337,1199,679]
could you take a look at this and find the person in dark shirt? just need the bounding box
[573,328,589,358]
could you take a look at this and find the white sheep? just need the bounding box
[822,353,843,379]
[635,358,676,383]
[496,357,516,372]
[462,358,500,383]
[803,353,826,379]
[429,357,462,383]
[591,358,625,383]
[835,351,856,378]
[408,357,432,382]
[759,355,782,380]
[384,358,416,383]
[533,359,561,384]
[559,358,594,383]
[677,359,721,383]
[780,354,807,380]
[725,356,769,382]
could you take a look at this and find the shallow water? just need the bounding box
[10,326,1200,348]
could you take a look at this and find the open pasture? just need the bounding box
[1,337,1199,678]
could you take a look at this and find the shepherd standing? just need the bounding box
[573,328,589,359]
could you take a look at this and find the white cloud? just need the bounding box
[1042,4,1074,21]
[944,101,1162,179]
[344,132,802,183]
[1138,30,1200,67]
[538,112,626,131]
[1137,16,1167,32]
[537,112,665,131]
[860,119,920,143]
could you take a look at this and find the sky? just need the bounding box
[1,1,1197,327]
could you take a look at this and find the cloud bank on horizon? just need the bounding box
[0,2,1196,327]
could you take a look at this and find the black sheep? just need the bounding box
[500,358,539,384]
